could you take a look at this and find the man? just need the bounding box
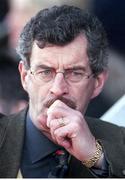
[0,5,125,178]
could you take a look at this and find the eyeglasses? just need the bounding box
[30,68,93,84]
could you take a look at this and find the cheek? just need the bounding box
[69,86,83,111]
[75,90,86,111]
[27,82,51,105]
[72,82,95,112]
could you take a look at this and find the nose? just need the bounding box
[50,72,69,96]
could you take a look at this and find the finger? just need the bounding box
[46,113,52,128]
[47,100,75,119]
[53,126,72,149]
[47,107,62,128]
[49,117,67,141]
[49,117,66,129]
[49,118,60,141]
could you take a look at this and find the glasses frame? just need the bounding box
[29,67,94,84]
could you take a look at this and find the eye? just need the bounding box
[37,69,53,77]
[71,70,84,76]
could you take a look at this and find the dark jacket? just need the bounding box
[0,108,125,178]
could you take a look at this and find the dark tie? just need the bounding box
[48,149,69,178]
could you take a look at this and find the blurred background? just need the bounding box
[0,0,125,126]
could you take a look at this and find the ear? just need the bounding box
[91,70,109,99]
[18,61,28,92]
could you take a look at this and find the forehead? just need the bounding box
[30,34,90,69]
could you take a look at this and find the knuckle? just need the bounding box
[53,100,61,107]
[54,129,61,138]
[71,121,79,130]
[73,111,83,122]
[49,120,54,127]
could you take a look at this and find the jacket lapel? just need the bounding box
[0,108,27,178]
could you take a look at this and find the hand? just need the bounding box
[47,99,97,162]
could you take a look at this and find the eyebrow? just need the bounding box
[71,66,86,71]
[33,64,87,71]
[33,64,53,70]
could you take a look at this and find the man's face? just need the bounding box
[19,34,107,133]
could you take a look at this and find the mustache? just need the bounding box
[44,96,76,110]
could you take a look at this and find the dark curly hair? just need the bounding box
[17,5,108,75]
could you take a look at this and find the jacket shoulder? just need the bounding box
[0,109,27,147]
[86,116,125,141]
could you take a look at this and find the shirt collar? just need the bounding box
[25,112,60,163]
